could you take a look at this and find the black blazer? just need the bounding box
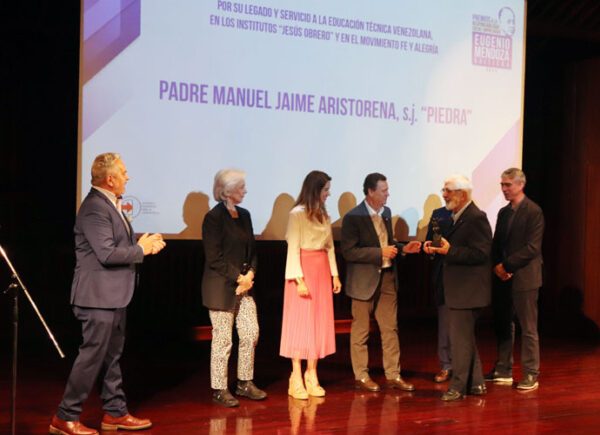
[442,202,492,309]
[341,201,401,301]
[493,196,544,292]
[201,202,258,311]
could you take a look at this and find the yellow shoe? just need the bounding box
[304,372,326,397]
[288,374,309,400]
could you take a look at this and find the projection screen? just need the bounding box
[78,0,526,239]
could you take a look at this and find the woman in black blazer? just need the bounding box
[202,169,266,407]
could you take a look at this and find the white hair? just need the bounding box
[213,169,246,201]
[444,174,473,200]
[91,152,121,186]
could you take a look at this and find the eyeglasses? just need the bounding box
[440,188,460,194]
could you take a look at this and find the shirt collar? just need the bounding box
[364,200,383,217]
[93,186,118,208]
[452,200,472,222]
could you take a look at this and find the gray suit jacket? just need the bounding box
[70,188,144,308]
[442,202,492,309]
[341,201,400,301]
[493,196,544,292]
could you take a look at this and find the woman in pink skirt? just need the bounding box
[280,170,342,399]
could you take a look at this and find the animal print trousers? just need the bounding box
[209,296,259,390]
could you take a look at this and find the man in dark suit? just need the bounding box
[50,153,165,435]
[424,175,492,401]
[486,168,544,391]
[425,206,453,383]
[341,173,421,392]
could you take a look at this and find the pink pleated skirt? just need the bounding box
[279,249,336,360]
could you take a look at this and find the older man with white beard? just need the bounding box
[424,175,492,401]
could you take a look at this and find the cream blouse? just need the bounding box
[284,205,339,279]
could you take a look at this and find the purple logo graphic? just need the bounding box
[82,0,141,84]
[472,7,515,70]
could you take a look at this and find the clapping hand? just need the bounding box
[151,234,166,254]
[138,233,166,255]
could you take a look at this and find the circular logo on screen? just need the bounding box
[121,196,141,220]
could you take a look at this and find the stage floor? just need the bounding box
[1,323,600,434]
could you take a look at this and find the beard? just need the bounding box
[445,198,458,211]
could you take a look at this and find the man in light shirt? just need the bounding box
[341,173,421,392]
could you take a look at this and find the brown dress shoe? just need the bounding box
[49,415,98,435]
[101,413,152,431]
[386,377,415,391]
[434,369,451,383]
[354,377,380,392]
[236,380,267,400]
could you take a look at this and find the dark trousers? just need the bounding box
[437,304,451,370]
[350,271,401,380]
[57,306,128,420]
[448,308,483,394]
[492,285,540,377]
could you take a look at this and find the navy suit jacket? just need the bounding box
[70,188,144,308]
[442,202,492,309]
[341,201,401,301]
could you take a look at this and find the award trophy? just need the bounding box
[431,217,442,248]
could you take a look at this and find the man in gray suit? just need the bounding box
[424,175,492,401]
[341,173,421,392]
[50,153,165,435]
[485,168,544,391]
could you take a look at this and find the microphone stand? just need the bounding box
[0,244,64,435]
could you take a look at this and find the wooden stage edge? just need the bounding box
[1,327,600,434]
